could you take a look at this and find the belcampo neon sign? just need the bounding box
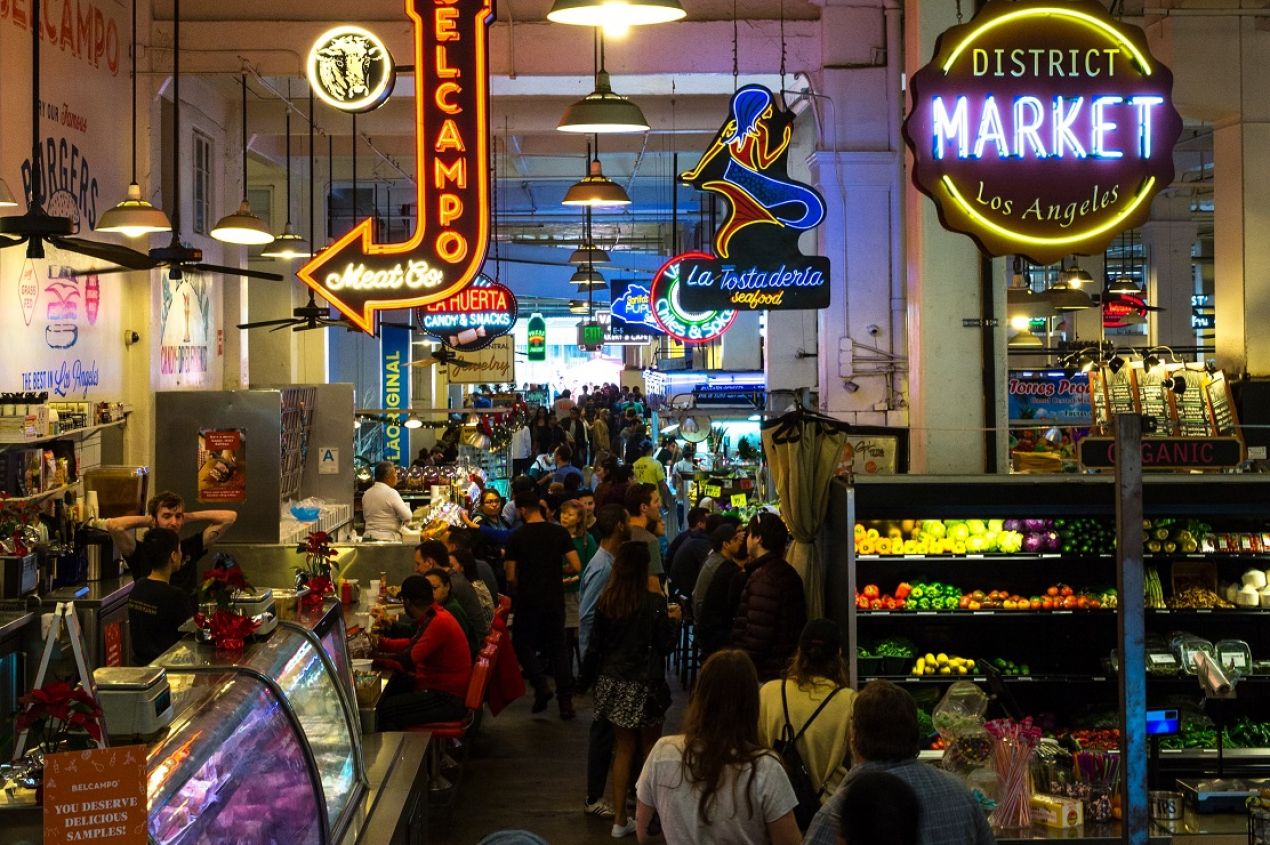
[903,0,1182,265]
[299,0,493,334]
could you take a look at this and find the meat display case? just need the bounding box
[146,671,326,844]
[153,624,367,841]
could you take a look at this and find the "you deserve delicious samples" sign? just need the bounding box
[903,0,1182,264]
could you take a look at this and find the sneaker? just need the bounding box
[584,799,615,818]
[531,689,554,714]
[610,819,637,838]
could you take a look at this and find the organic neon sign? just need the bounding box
[298,0,493,334]
[903,0,1182,265]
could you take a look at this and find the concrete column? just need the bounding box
[1214,121,1270,375]
[721,312,762,370]
[903,0,1007,472]
[1141,201,1198,350]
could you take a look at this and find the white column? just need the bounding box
[1214,122,1270,375]
[1141,202,1198,351]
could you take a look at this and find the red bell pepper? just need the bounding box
[869,598,884,610]
[863,584,880,600]
[894,582,912,600]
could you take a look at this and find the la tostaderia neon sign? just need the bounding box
[903,0,1182,265]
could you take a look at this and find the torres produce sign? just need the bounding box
[298,0,493,334]
[678,85,831,311]
[418,274,517,351]
[902,0,1183,265]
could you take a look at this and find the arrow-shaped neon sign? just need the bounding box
[299,0,494,334]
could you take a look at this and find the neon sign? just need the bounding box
[609,278,664,335]
[526,313,547,362]
[650,253,737,344]
[678,85,830,311]
[307,26,396,113]
[418,274,517,351]
[299,0,493,334]
[902,0,1182,265]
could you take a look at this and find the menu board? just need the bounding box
[1206,371,1238,436]
[1107,370,1139,415]
[1089,372,1110,432]
[1172,370,1212,437]
[1134,368,1172,434]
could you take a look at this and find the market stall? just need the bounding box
[827,474,1270,841]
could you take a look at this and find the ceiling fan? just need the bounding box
[237,290,414,334]
[0,0,155,269]
[70,0,282,284]
[408,348,478,371]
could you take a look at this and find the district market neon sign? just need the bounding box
[298,0,493,334]
[650,253,737,344]
[902,0,1182,265]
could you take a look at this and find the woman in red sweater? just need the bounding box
[375,575,473,729]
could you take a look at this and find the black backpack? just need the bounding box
[772,680,843,830]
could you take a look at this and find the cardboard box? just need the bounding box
[1031,794,1083,829]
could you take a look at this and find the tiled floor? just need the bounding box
[430,675,691,844]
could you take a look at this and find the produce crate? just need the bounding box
[1012,450,1063,473]
[1250,802,1270,845]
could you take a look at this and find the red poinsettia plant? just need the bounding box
[296,531,336,605]
[16,680,104,753]
[192,608,261,652]
[199,559,251,610]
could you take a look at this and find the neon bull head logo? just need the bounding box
[317,35,383,101]
[299,0,493,335]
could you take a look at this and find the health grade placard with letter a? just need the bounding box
[902,0,1182,265]
[44,746,148,844]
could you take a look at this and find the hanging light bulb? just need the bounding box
[212,74,272,245]
[568,299,590,314]
[97,0,170,236]
[563,158,631,207]
[1107,276,1141,295]
[558,32,649,134]
[569,241,611,266]
[547,0,686,29]
[570,267,606,286]
[404,415,423,429]
[1059,259,1094,287]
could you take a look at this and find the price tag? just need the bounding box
[703,484,723,498]
[1149,654,1176,666]
[1227,654,1248,668]
[730,493,749,508]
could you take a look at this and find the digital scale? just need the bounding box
[230,588,279,637]
[93,666,174,739]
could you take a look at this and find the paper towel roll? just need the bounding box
[85,490,100,520]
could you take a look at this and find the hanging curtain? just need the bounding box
[761,411,848,618]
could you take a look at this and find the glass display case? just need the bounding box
[284,598,356,706]
[154,625,366,838]
[146,672,325,844]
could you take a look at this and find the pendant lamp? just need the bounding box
[1059,259,1094,287]
[559,32,648,134]
[1047,276,1094,311]
[1106,276,1141,295]
[569,300,590,314]
[547,0,686,29]
[211,74,272,245]
[570,267,606,286]
[262,84,312,260]
[97,0,171,236]
[569,242,611,266]
[563,149,630,208]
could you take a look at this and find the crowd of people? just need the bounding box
[352,386,996,844]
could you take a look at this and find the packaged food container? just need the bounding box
[1215,639,1252,677]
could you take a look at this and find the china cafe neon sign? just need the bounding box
[903,0,1182,265]
[298,0,493,334]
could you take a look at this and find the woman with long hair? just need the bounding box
[580,541,679,838]
[636,650,801,844]
[758,618,855,808]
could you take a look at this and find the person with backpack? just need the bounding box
[756,619,855,830]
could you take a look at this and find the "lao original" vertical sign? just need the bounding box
[903,0,1182,265]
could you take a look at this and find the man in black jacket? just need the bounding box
[666,508,712,603]
[694,526,749,656]
[730,512,807,681]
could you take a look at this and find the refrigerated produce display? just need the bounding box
[827,475,1270,782]
[146,672,325,845]
[153,625,366,839]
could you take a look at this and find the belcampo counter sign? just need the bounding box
[903,0,1182,264]
[299,0,493,334]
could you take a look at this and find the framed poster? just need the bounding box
[197,428,246,503]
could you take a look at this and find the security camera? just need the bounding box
[843,380,861,393]
[866,324,882,337]
[123,330,140,347]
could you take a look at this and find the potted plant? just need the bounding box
[194,559,259,651]
[11,680,104,801]
[295,530,336,607]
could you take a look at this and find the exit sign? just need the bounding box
[578,321,604,351]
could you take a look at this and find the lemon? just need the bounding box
[957,665,968,674]
[939,666,952,674]
[937,653,949,664]
[925,653,936,664]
